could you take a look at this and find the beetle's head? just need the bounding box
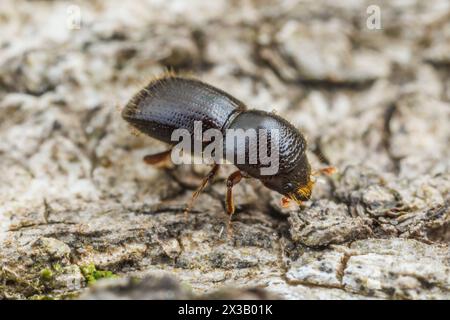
[283,164,337,205]
[261,153,313,204]
[286,178,314,203]
[283,160,314,204]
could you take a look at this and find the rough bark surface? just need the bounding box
[0,0,449,299]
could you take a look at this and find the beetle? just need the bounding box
[122,73,333,230]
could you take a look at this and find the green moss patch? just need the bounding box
[39,268,53,281]
[80,264,117,285]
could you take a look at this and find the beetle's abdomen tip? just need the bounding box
[121,88,148,123]
[122,75,175,123]
[121,105,136,125]
[121,101,136,120]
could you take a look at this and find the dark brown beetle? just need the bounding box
[122,74,333,229]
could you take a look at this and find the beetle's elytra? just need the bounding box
[122,74,324,228]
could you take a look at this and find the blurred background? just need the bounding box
[0,0,449,299]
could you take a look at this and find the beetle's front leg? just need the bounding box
[225,170,243,237]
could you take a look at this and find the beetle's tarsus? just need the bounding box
[281,196,291,208]
[225,170,243,238]
[184,164,220,218]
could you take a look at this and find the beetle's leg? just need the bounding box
[225,170,243,238]
[184,163,220,218]
[143,149,173,168]
[281,196,291,208]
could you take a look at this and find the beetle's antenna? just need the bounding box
[312,166,337,176]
